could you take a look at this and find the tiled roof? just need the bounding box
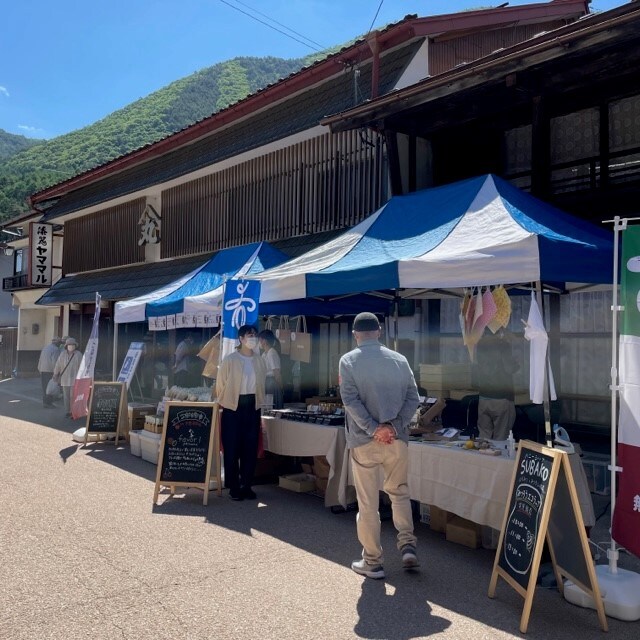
[36,229,345,305]
[40,41,423,221]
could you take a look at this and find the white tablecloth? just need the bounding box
[261,418,595,528]
[261,416,352,508]
[408,442,595,530]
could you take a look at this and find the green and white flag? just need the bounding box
[612,226,640,558]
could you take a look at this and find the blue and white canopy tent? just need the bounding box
[251,173,614,447]
[114,241,288,324]
[111,241,289,380]
[252,174,613,302]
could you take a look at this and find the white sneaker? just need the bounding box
[351,559,385,579]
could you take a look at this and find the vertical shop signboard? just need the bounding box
[28,222,53,286]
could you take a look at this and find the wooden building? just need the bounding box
[321,1,640,432]
[1,2,588,379]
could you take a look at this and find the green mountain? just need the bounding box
[0,54,328,223]
[0,129,43,162]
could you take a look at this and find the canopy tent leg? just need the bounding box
[112,322,118,381]
[535,281,553,448]
[393,292,400,352]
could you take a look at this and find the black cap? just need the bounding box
[353,312,381,332]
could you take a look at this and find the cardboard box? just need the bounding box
[128,403,156,431]
[278,473,316,493]
[144,414,163,434]
[430,505,454,533]
[315,476,329,495]
[446,516,481,549]
[419,364,471,393]
[313,455,331,479]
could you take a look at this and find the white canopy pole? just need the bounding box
[608,216,623,574]
[535,280,553,448]
[112,321,118,381]
[564,215,640,621]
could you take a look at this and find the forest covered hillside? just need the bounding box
[0,129,43,162]
[0,53,325,223]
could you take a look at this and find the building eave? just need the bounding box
[28,1,589,206]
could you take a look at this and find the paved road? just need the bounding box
[1,377,637,639]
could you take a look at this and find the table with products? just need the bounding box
[261,415,595,530]
[261,415,353,508]
[407,441,595,531]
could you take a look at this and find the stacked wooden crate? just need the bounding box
[419,364,471,396]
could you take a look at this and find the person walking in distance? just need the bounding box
[339,312,420,580]
[53,337,83,418]
[37,336,63,407]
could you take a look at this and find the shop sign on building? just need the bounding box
[29,222,53,286]
[138,203,161,246]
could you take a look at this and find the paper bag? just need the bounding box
[290,316,312,363]
[198,333,221,379]
[276,316,291,355]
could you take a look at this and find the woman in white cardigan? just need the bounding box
[215,325,266,501]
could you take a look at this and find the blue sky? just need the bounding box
[0,0,626,140]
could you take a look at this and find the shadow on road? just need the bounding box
[58,444,79,464]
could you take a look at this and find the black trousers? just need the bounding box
[41,372,54,406]
[221,394,260,492]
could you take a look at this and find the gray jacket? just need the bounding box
[339,339,419,449]
[38,343,61,373]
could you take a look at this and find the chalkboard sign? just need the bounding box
[547,455,593,592]
[153,401,221,506]
[489,440,607,633]
[84,382,126,446]
[498,446,553,591]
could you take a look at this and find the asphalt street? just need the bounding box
[1,376,638,640]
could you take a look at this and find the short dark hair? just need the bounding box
[258,329,276,346]
[353,312,381,332]
[238,324,258,338]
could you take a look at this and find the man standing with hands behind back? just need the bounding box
[339,312,420,580]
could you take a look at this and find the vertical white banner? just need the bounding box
[71,293,101,419]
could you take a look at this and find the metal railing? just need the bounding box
[2,274,30,291]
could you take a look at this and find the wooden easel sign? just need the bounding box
[488,440,607,633]
[153,401,221,506]
[84,382,127,446]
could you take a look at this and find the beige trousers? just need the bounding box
[351,439,416,566]
[477,397,516,441]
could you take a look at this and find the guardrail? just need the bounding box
[2,274,30,291]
